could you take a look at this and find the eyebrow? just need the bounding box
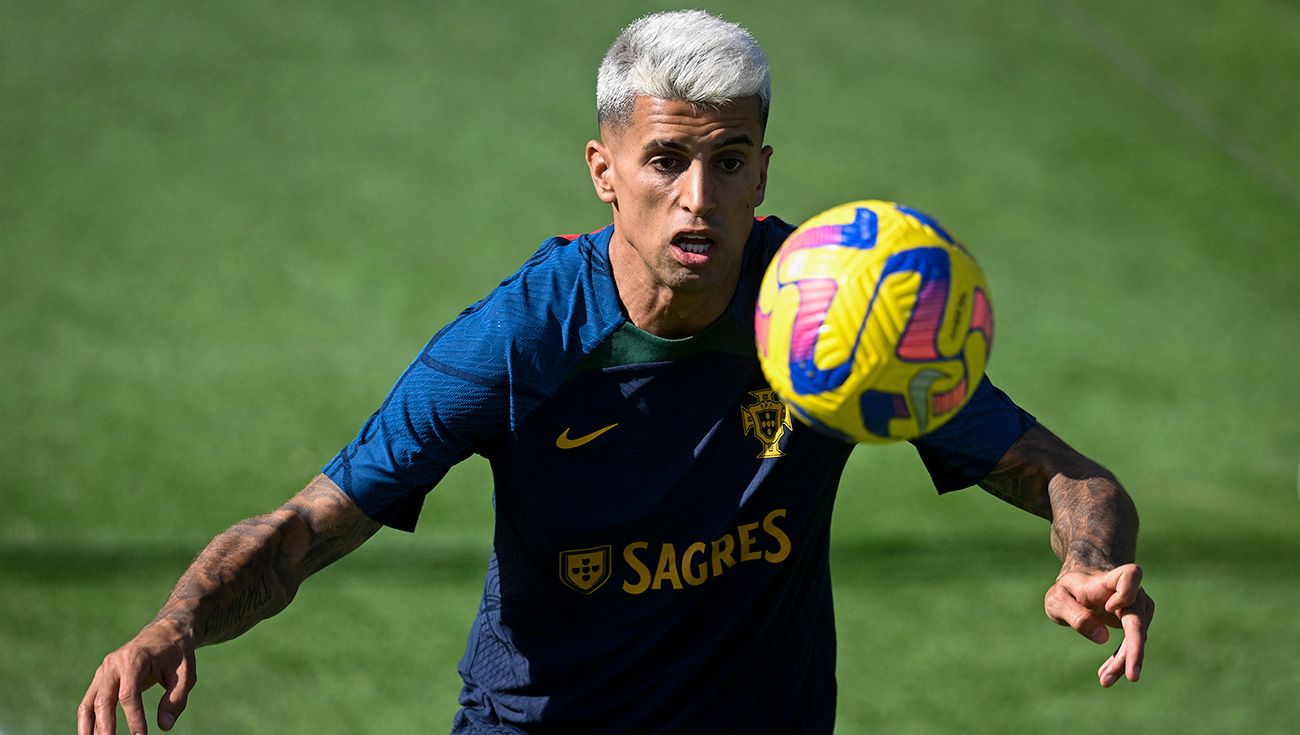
[718,135,756,148]
[643,134,756,154]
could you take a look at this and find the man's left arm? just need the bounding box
[978,423,1156,687]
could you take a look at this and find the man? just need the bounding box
[79,10,1154,735]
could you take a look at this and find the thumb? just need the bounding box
[158,654,196,730]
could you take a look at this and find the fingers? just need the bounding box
[1097,646,1126,688]
[119,680,148,735]
[1048,565,1156,687]
[1122,590,1155,681]
[158,653,196,731]
[77,687,97,735]
[81,653,127,735]
[81,626,194,735]
[1044,581,1109,644]
[1096,621,1138,688]
[1097,589,1155,687]
[1053,570,1123,627]
[1103,564,1143,615]
[93,674,118,735]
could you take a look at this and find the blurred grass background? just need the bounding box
[3,0,1298,732]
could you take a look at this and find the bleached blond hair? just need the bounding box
[596,10,771,129]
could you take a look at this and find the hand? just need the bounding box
[1044,563,1155,687]
[78,619,197,735]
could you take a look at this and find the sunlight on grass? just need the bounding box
[4,0,1298,733]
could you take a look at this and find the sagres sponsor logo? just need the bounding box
[559,510,794,595]
[559,545,612,594]
[623,509,791,594]
[741,389,793,458]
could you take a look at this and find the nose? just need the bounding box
[678,160,716,217]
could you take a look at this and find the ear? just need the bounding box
[586,139,618,204]
[754,145,774,208]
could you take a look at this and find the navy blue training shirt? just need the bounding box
[324,217,1036,734]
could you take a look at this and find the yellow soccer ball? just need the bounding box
[755,201,994,443]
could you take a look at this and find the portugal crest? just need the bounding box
[741,389,793,459]
[559,546,612,594]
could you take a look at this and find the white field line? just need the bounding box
[1045,0,1300,214]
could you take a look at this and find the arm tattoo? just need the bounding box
[978,426,1056,520]
[152,474,381,646]
[980,424,1139,572]
[282,478,382,578]
[1046,470,1137,572]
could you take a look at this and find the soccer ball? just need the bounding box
[755,200,994,443]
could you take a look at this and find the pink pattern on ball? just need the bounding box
[896,279,948,361]
[789,277,839,363]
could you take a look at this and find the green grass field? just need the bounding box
[3,0,1298,732]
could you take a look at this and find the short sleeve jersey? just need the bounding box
[323,218,1036,734]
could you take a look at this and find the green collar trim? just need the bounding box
[572,316,755,375]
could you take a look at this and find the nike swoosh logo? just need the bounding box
[556,423,619,449]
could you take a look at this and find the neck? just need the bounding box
[608,234,738,339]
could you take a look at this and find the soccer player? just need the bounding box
[79,10,1154,735]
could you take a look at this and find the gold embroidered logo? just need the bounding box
[741,389,792,459]
[559,546,612,594]
[555,423,619,449]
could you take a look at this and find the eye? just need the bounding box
[717,156,745,173]
[650,156,683,173]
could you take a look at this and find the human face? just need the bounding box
[587,96,772,326]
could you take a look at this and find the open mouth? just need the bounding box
[671,230,718,260]
[674,235,713,255]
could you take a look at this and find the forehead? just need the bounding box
[608,96,764,147]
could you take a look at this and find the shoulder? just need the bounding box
[752,215,797,261]
[461,226,619,321]
[739,215,798,290]
[422,225,626,388]
[728,216,797,328]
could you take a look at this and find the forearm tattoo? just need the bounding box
[980,425,1138,571]
[978,431,1055,521]
[152,475,380,646]
[1046,471,1137,572]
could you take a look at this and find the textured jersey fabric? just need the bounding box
[324,218,1036,734]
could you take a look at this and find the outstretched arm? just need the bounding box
[978,423,1155,687]
[78,473,381,735]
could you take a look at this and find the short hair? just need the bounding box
[596,10,771,130]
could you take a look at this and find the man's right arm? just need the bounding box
[78,473,381,735]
